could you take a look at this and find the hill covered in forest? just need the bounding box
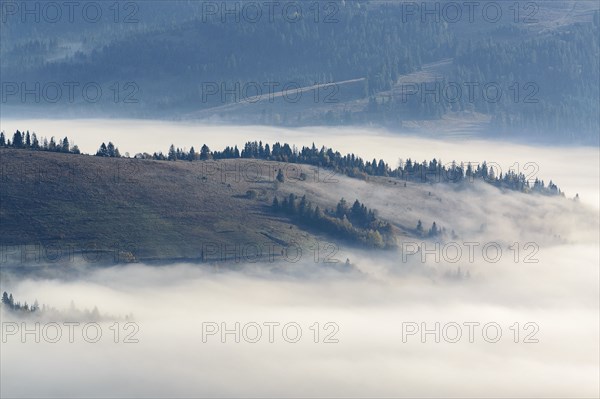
[0,129,567,267]
[2,1,598,143]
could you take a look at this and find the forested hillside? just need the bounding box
[2,0,598,142]
[0,126,566,263]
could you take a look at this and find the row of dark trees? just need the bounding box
[0,130,80,154]
[4,131,562,196]
[96,142,121,158]
[0,131,118,158]
[1,292,39,313]
[416,220,450,239]
[1,292,111,320]
[272,194,395,249]
[157,140,561,195]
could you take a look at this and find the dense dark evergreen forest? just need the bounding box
[2,1,598,143]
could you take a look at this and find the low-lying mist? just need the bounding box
[2,240,598,397]
[0,121,598,397]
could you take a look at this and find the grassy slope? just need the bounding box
[0,149,337,262]
[4,147,491,266]
[3,147,584,270]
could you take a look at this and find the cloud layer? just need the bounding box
[0,123,598,398]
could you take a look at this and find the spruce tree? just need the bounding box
[276,169,285,183]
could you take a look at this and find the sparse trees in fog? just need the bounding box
[272,195,394,248]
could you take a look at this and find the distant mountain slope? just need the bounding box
[2,1,598,143]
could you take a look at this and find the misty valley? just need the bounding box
[0,122,598,397]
